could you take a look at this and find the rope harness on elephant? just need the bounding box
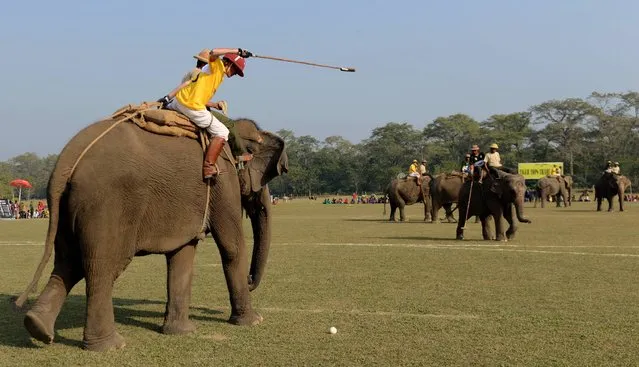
[66,101,238,239]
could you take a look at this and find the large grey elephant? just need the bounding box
[595,173,632,212]
[534,175,570,208]
[456,170,531,241]
[430,172,464,223]
[14,118,287,351]
[384,175,432,222]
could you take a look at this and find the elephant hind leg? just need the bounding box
[24,240,84,345]
[162,241,197,335]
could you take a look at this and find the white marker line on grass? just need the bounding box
[196,305,477,320]
[278,243,639,257]
[260,307,478,319]
[0,242,43,246]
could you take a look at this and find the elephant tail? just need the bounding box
[14,170,66,309]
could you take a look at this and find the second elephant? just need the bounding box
[385,175,432,222]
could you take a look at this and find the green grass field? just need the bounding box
[1,200,638,366]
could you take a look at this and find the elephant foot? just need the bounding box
[82,331,126,352]
[24,310,54,344]
[620,209,624,212]
[495,235,507,242]
[456,228,464,240]
[229,310,263,326]
[162,319,196,335]
[506,231,516,240]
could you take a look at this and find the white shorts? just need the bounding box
[408,172,420,177]
[167,99,229,140]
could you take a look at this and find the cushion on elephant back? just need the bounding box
[110,102,247,155]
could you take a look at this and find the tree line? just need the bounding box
[268,91,639,195]
[1,91,637,199]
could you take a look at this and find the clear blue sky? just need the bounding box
[1,0,637,159]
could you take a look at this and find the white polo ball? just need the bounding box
[329,326,337,334]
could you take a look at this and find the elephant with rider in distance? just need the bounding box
[534,175,573,208]
[456,169,531,241]
[384,175,432,222]
[14,117,287,351]
[595,173,632,212]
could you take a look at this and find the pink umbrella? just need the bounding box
[9,179,32,203]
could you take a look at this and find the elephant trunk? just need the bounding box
[246,186,272,292]
[514,193,531,223]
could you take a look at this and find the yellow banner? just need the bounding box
[517,162,564,179]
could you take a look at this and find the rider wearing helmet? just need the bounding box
[408,159,421,185]
[484,143,514,174]
[163,47,253,179]
[611,162,621,175]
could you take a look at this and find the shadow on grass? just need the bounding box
[0,294,225,349]
[343,218,445,224]
[372,236,461,242]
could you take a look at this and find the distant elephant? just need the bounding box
[563,175,573,206]
[595,173,632,212]
[430,172,465,223]
[14,118,287,351]
[384,175,432,222]
[456,170,532,241]
[534,175,569,208]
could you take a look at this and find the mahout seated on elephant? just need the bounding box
[456,168,531,241]
[156,47,254,179]
[384,175,432,222]
[14,114,287,351]
[595,172,632,212]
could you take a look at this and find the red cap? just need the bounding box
[223,53,245,77]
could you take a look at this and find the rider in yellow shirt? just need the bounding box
[408,159,421,186]
[161,47,253,179]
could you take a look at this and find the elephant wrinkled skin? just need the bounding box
[456,170,531,241]
[430,173,464,223]
[384,175,432,222]
[595,173,632,212]
[534,175,572,208]
[15,118,287,351]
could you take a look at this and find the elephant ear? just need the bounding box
[245,130,288,192]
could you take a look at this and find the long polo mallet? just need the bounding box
[252,54,356,72]
[462,178,474,230]
[462,161,484,229]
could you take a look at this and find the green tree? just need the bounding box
[360,122,423,192]
[480,112,532,167]
[423,114,480,173]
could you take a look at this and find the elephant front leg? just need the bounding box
[503,204,516,240]
[211,215,263,327]
[480,215,492,240]
[456,201,467,240]
[162,242,197,335]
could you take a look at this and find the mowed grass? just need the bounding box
[0,200,638,366]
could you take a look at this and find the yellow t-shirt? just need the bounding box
[409,163,418,174]
[176,58,225,110]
